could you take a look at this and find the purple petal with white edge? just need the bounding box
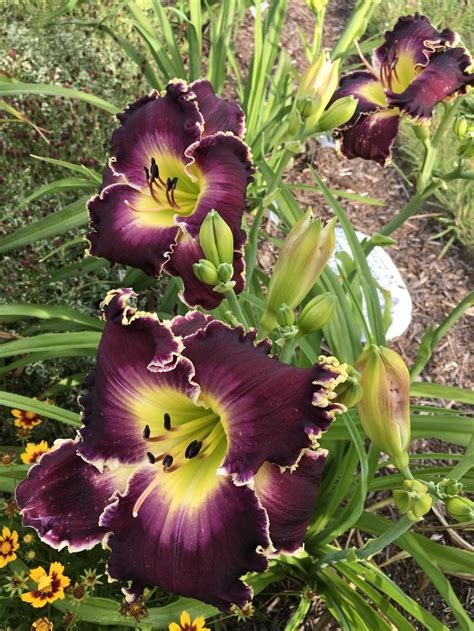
[191,79,246,137]
[181,321,347,484]
[170,311,214,339]
[87,183,180,276]
[101,464,269,611]
[165,233,245,310]
[254,449,327,554]
[329,71,387,127]
[179,133,253,245]
[338,109,401,166]
[387,47,474,120]
[374,14,456,75]
[16,439,129,552]
[110,81,204,187]
[79,289,199,468]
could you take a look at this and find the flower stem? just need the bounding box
[280,336,298,364]
[224,289,247,327]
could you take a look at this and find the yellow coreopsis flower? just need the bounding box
[0,526,19,568]
[21,562,70,608]
[21,441,50,464]
[11,408,42,430]
[169,611,210,631]
[31,617,54,631]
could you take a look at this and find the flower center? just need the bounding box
[131,391,228,516]
[1,541,12,555]
[379,43,416,94]
[125,155,203,225]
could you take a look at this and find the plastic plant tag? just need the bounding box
[328,227,412,340]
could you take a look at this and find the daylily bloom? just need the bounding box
[21,562,70,608]
[17,288,348,611]
[330,14,474,165]
[169,611,210,631]
[11,408,42,430]
[88,79,252,310]
[0,526,19,567]
[21,441,50,464]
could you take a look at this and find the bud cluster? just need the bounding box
[193,210,236,293]
[260,209,336,334]
[288,53,357,139]
[394,480,432,521]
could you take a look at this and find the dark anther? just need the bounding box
[165,177,172,191]
[170,176,178,190]
[163,454,174,468]
[144,166,150,182]
[143,424,151,439]
[146,451,156,464]
[164,413,171,431]
[150,157,159,182]
[185,440,203,459]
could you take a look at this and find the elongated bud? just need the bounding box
[445,496,474,523]
[295,54,340,129]
[298,293,336,334]
[260,211,336,334]
[334,364,362,408]
[277,303,295,327]
[193,259,219,286]
[199,209,234,268]
[355,345,410,469]
[316,96,358,132]
[393,480,432,521]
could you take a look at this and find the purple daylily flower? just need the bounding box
[87,79,252,309]
[16,289,348,611]
[330,14,473,165]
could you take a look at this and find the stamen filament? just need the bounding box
[354,39,379,80]
[132,476,161,517]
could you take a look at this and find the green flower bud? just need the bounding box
[192,259,219,286]
[315,96,358,132]
[436,478,463,498]
[199,209,234,268]
[393,480,432,521]
[297,293,336,334]
[334,365,362,408]
[453,116,468,139]
[355,345,410,469]
[412,123,430,141]
[296,96,320,120]
[260,211,336,334]
[277,303,295,327]
[217,263,234,283]
[295,53,340,129]
[459,137,474,159]
[305,0,328,14]
[445,496,474,523]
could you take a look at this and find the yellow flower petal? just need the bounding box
[30,566,47,583]
[168,624,181,631]
[180,612,191,627]
[193,616,208,631]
